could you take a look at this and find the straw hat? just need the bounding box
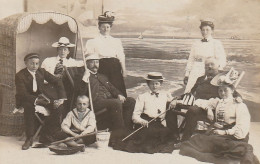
[210,68,241,87]
[85,53,100,61]
[52,37,75,48]
[145,72,165,81]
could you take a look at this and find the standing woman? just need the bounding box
[184,19,226,93]
[85,11,127,97]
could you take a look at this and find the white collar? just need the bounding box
[220,97,234,103]
[56,56,67,61]
[202,36,213,41]
[27,69,36,75]
[99,34,111,39]
[88,69,98,75]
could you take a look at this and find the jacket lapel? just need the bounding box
[24,69,33,92]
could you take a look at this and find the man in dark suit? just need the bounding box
[78,53,135,145]
[15,53,67,150]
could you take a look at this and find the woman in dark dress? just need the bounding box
[85,11,127,97]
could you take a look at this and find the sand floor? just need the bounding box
[0,122,259,164]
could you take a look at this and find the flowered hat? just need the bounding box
[52,37,75,48]
[98,11,115,23]
[210,67,244,87]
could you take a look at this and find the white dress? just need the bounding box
[184,36,226,93]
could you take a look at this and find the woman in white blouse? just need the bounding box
[85,11,127,97]
[184,19,226,93]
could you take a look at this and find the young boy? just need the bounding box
[15,53,66,150]
[60,95,96,147]
[130,72,178,153]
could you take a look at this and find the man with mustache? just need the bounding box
[78,53,135,146]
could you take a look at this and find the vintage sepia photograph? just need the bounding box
[0,0,259,163]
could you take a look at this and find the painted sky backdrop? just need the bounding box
[0,0,259,39]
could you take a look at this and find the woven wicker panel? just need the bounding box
[0,114,24,136]
[0,14,22,136]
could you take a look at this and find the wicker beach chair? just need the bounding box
[0,12,79,136]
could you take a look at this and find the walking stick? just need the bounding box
[78,30,97,133]
[122,106,172,142]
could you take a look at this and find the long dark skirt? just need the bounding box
[112,114,177,154]
[98,58,127,97]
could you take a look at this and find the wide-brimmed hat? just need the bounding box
[85,53,100,61]
[52,37,75,48]
[145,72,165,81]
[210,67,244,87]
[98,11,115,23]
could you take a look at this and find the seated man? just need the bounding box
[58,95,96,148]
[78,53,135,144]
[168,57,241,142]
[41,37,84,117]
[15,53,67,150]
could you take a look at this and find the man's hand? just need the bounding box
[213,130,226,135]
[118,95,126,103]
[139,119,149,128]
[82,69,91,83]
[183,76,188,85]
[53,99,64,109]
[207,108,214,121]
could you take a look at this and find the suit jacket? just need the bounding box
[78,72,122,103]
[191,75,241,100]
[15,68,67,107]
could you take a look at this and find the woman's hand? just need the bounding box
[207,109,214,121]
[183,76,188,85]
[139,119,149,128]
[213,130,226,135]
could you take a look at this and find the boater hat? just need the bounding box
[98,11,115,23]
[52,37,75,48]
[24,53,39,61]
[145,72,165,81]
[85,53,100,61]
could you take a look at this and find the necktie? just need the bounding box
[32,73,37,92]
[201,38,208,42]
[151,92,159,97]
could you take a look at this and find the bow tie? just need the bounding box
[151,92,159,97]
[59,59,64,64]
[201,38,208,42]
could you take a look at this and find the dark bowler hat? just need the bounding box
[24,53,39,61]
[145,72,165,81]
[98,11,115,23]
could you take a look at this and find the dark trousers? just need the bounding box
[23,102,63,138]
[165,110,179,136]
[93,98,126,130]
[182,106,208,141]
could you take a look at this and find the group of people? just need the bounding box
[15,11,259,163]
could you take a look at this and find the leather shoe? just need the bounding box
[22,138,33,150]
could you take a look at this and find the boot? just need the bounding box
[22,137,33,150]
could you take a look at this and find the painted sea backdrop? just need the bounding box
[80,38,260,121]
